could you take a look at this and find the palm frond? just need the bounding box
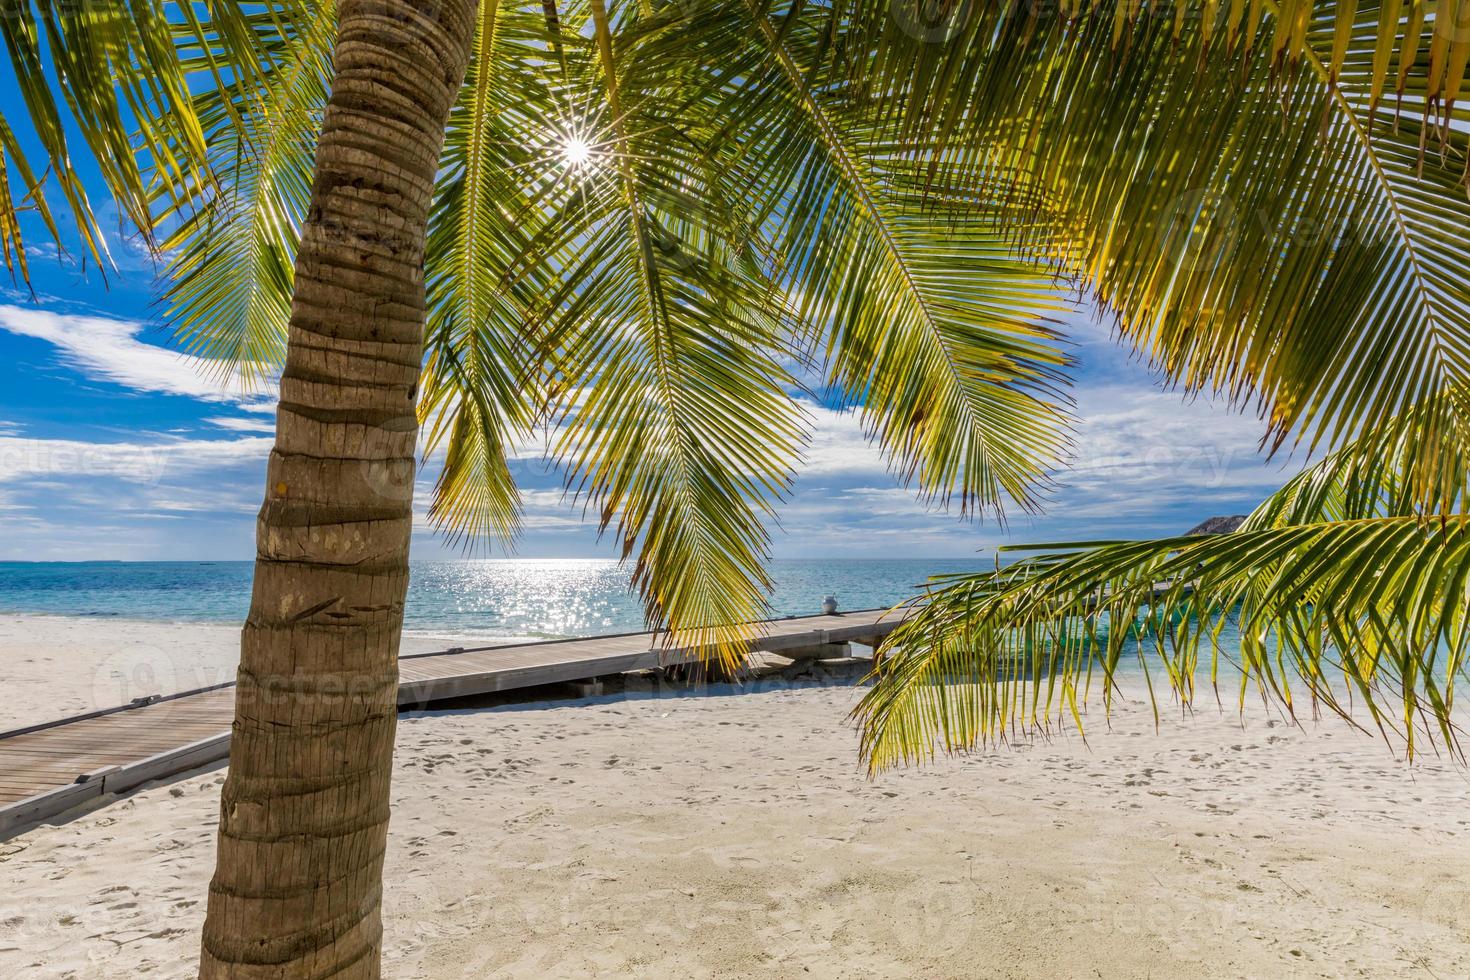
[418,344,525,548]
[418,2,569,547]
[159,0,336,378]
[817,0,1470,513]
[856,515,1470,772]
[0,109,60,282]
[721,0,1076,515]
[0,0,292,277]
[841,0,1470,771]
[536,0,809,663]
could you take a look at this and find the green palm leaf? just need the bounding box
[536,0,809,659]
[160,1,336,377]
[710,0,1075,514]
[856,511,1470,771]
[0,0,313,277]
[419,2,571,546]
[816,0,1470,512]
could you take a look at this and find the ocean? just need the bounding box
[0,559,984,641]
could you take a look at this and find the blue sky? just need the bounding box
[0,65,1302,562]
[0,259,1303,561]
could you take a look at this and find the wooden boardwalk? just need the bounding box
[0,610,898,838]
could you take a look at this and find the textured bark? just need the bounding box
[199,2,477,976]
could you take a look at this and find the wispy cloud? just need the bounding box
[798,403,888,479]
[0,304,274,405]
[1060,385,1293,500]
[0,429,274,559]
[206,415,276,434]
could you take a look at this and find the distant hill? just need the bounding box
[1186,515,1246,535]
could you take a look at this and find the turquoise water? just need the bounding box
[0,559,982,641]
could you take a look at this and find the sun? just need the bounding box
[560,135,593,170]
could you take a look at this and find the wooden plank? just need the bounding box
[0,792,44,804]
[1,736,215,755]
[0,782,102,838]
[103,734,230,797]
[0,764,99,779]
[0,746,194,764]
[0,781,73,795]
[9,719,232,737]
[0,767,92,781]
[0,785,92,799]
[1,729,218,746]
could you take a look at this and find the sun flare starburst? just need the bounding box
[560,136,593,169]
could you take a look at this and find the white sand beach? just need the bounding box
[2,616,1469,978]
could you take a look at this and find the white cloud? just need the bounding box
[206,415,276,433]
[0,429,275,558]
[797,402,889,479]
[1061,385,1295,501]
[0,304,275,403]
[787,384,1294,519]
[763,381,1302,554]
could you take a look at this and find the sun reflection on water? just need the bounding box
[407,560,633,641]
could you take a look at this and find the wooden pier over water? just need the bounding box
[0,610,898,838]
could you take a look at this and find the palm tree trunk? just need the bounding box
[198,2,477,976]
